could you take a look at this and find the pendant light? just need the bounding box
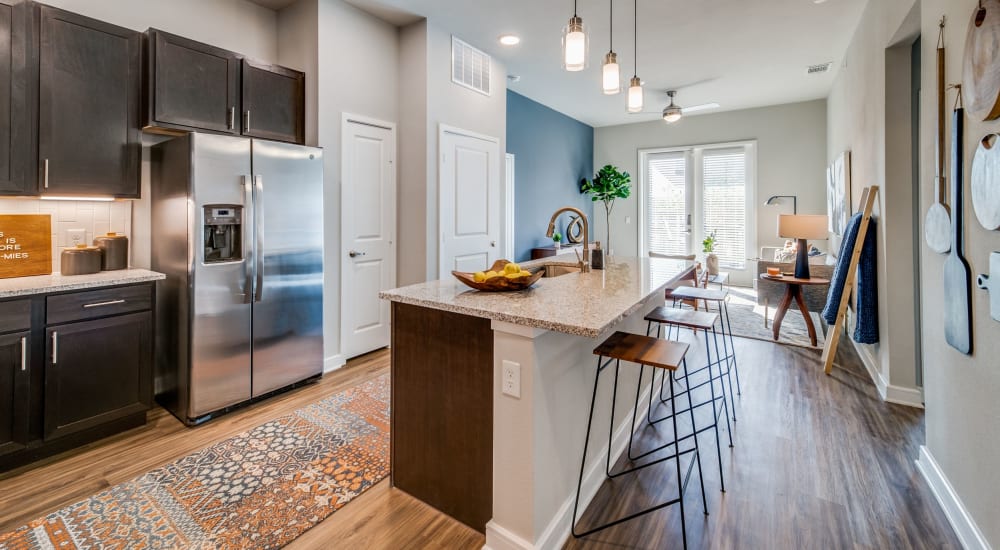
[626,0,643,112]
[602,0,620,94]
[562,0,588,71]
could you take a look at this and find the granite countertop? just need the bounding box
[0,268,166,298]
[380,255,695,338]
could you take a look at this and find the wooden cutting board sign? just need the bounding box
[0,214,52,279]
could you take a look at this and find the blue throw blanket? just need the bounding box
[822,213,879,344]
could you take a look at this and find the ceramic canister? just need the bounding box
[60,244,102,275]
[93,232,128,270]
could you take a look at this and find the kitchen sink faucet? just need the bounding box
[546,207,591,273]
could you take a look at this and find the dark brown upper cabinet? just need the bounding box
[0,0,31,196]
[242,59,305,144]
[145,29,305,145]
[36,5,141,198]
[145,29,240,136]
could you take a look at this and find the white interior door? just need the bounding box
[341,115,396,359]
[439,126,500,275]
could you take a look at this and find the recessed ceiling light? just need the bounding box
[499,34,521,46]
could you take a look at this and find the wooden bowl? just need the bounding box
[452,260,543,292]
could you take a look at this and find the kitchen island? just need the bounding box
[380,255,695,550]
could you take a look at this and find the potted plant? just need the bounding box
[703,231,719,276]
[552,232,563,250]
[581,165,631,255]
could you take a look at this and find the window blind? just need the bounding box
[646,152,688,256]
[701,148,747,270]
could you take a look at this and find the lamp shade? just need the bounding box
[777,214,829,240]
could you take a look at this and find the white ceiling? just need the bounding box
[283,0,868,127]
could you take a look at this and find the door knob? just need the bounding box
[349,250,366,258]
[490,241,496,247]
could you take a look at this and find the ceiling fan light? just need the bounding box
[627,76,643,113]
[602,52,620,94]
[562,16,588,71]
[663,106,683,123]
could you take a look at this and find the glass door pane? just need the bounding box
[646,151,690,256]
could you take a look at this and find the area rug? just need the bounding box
[718,286,826,349]
[0,374,390,550]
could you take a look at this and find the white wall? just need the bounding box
[826,0,922,400]
[594,100,828,258]
[917,0,1000,546]
[397,20,508,284]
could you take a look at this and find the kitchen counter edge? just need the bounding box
[0,269,167,298]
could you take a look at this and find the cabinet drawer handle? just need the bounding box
[43,159,49,189]
[83,299,126,308]
[51,332,57,364]
[20,336,27,372]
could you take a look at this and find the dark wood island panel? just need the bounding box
[390,302,493,532]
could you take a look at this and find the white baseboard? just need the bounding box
[484,520,534,550]
[323,354,345,373]
[483,381,655,550]
[849,339,923,408]
[915,446,991,550]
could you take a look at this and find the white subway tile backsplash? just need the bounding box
[0,198,133,273]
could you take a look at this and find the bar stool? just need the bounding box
[669,286,743,409]
[642,307,733,493]
[572,331,707,549]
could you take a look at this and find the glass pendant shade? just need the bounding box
[627,76,643,113]
[602,52,620,94]
[562,16,588,71]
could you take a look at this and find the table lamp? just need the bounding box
[777,214,829,279]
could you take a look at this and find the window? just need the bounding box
[640,142,756,281]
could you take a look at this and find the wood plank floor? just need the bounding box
[0,338,958,549]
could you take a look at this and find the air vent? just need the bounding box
[452,36,492,96]
[807,62,834,75]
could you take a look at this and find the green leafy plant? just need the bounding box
[581,165,632,252]
[552,232,562,244]
[702,231,717,254]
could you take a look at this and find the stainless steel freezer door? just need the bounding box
[250,140,324,397]
[189,134,254,417]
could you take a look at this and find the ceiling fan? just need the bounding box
[629,90,721,123]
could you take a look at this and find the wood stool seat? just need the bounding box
[593,331,688,371]
[644,307,719,331]
[670,286,728,302]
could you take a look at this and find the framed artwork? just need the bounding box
[827,151,852,237]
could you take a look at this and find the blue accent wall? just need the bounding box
[507,91,594,262]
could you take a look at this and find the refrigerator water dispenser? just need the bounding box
[203,205,242,263]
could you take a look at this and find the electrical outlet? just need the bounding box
[625,216,632,225]
[65,228,86,247]
[502,360,521,399]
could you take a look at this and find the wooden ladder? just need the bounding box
[821,185,879,374]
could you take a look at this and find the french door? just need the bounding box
[640,142,756,286]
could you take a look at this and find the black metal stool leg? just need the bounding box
[669,370,689,550]
[722,300,742,395]
[711,325,736,441]
[682,357,709,514]
[572,355,605,538]
[704,326,730,485]
[605,360,622,477]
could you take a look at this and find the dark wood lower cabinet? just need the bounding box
[0,282,154,471]
[0,330,29,457]
[43,311,151,441]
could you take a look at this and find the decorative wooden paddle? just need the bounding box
[926,17,951,254]
[944,96,973,355]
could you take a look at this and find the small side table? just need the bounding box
[701,271,729,290]
[759,274,830,347]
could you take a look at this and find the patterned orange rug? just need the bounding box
[0,374,390,549]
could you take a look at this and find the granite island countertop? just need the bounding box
[379,255,695,338]
[0,268,166,298]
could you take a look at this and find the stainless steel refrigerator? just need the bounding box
[151,133,324,425]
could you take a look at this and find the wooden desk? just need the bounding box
[760,274,830,347]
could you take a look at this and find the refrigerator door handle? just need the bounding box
[243,175,255,304]
[254,175,264,303]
